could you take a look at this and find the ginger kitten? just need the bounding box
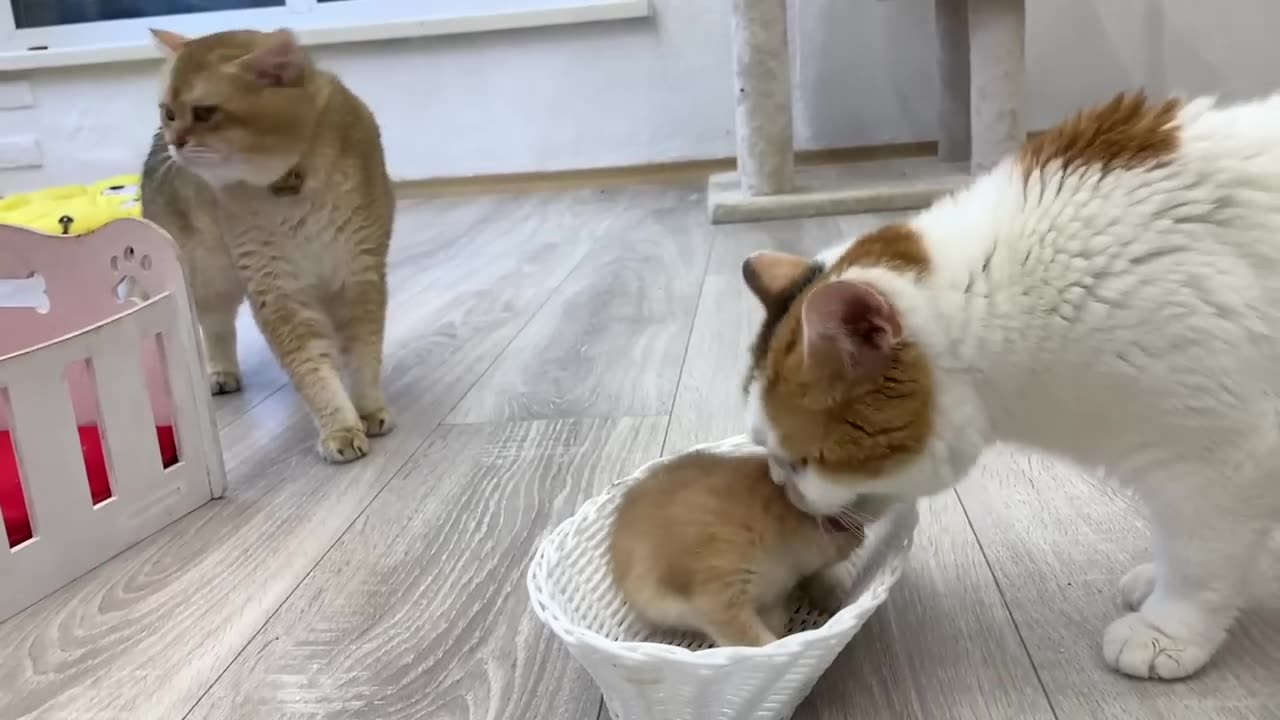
[743,91,1280,679]
[141,28,394,463]
[609,451,864,647]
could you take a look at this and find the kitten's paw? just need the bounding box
[318,427,370,463]
[801,565,856,614]
[1102,611,1217,679]
[762,603,791,638]
[360,408,395,437]
[210,371,242,395]
[1120,563,1158,611]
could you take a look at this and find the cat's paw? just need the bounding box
[360,408,395,437]
[800,565,856,614]
[210,370,242,395]
[1120,563,1158,611]
[317,426,370,463]
[761,603,791,638]
[1102,611,1217,679]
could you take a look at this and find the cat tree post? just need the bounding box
[708,0,1026,223]
[731,0,794,195]
[935,0,971,163]
[969,0,1025,171]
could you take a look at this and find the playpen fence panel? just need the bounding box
[0,219,224,621]
[90,301,166,508]
[3,352,97,548]
[154,296,207,486]
[0,293,203,620]
[0,352,100,620]
[112,292,218,530]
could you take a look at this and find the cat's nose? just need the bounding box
[171,135,188,149]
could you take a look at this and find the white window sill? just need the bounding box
[0,0,649,72]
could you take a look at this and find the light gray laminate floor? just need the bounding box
[2,185,1278,720]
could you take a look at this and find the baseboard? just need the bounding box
[394,140,939,198]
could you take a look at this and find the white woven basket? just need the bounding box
[527,435,917,720]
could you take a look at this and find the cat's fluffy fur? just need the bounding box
[609,451,863,647]
[743,91,1280,679]
[141,29,394,463]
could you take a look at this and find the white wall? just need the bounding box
[0,0,1278,193]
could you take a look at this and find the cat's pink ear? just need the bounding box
[150,28,188,56]
[236,29,309,87]
[800,280,902,379]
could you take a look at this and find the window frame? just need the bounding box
[0,0,650,71]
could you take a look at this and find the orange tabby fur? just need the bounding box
[743,226,934,482]
[141,29,394,463]
[609,452,863,647]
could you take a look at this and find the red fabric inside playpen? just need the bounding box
[0,425,177,547]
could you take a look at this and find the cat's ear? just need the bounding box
[235,29,309,87]
[800,280,901,379]
[742,251,812,308]
[150,28,188,57]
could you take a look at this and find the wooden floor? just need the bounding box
[2,186,1279,720]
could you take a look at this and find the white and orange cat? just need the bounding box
[743,92,1280,679]
[141,28,394,463]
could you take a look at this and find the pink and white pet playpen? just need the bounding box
[0,219,225,621]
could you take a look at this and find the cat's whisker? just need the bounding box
[835,506,875,526]
[180,151,222,163]
[152,155,180,184]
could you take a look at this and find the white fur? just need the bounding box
[751,93,1280,679]
[171,143,295,188]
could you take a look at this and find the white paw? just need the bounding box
[1120,563,1158,611]
[209,370,242,395]
[1102,612,1216,680]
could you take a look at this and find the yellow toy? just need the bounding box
[0,174,141,236]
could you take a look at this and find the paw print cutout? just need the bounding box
[110,245,152,305]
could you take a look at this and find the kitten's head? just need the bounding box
[151,28,315,186]
[742,225,950,516]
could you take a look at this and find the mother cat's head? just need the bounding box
[150,28,316,187]
[742,225,979,517]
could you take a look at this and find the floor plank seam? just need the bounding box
[178,237,598,720]
[657,234,717,457]
[952,487,1061,719]
[178,417,448,720]
[434,240,597,427]
[216,379,291,431]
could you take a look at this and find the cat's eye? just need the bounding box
[191,105,218,123]
[160,104,176,122]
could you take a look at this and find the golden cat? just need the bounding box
[609,451,864,647]
[141,28,394,463]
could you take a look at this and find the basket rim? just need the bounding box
[526,435,919,666]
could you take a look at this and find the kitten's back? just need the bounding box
[611,453,807,597]
[609,453,859,645]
